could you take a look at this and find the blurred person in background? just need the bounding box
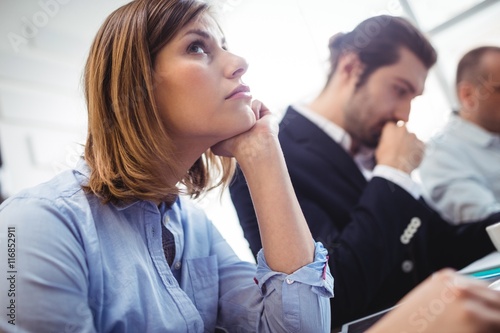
[419,46,500,224]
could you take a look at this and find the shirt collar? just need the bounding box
[292,104,375,158]
[451,113,500,148]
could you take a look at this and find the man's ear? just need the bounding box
[338,52,363,82]
[457,81,476,111]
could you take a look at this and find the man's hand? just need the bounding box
[375,122,425,174]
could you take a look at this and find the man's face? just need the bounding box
[343,47,428,148]
[469,51,500,133]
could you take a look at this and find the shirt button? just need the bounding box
[164,215,170,223]
[286,278,294,285]
[402,260,414,273]
[174,262,181,270]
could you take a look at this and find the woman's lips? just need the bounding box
[226,84,251,99]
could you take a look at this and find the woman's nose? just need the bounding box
[226,53,248,78]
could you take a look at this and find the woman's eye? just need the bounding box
[188,42,207,54]
[394,86,407,97]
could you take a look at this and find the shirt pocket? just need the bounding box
[185,255,219,332]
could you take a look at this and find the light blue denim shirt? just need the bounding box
[0,159,333,333]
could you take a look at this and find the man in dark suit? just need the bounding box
[230,15,500,327]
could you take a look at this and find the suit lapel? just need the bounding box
[279,106,367,192]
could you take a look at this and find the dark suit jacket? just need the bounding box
[230,106,500,327]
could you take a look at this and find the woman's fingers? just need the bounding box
[211,99,276,158]
[252,99,270,119]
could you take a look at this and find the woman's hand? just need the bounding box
[367,269,500,333]
[211,100,278,160]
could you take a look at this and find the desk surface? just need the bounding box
[459,251,500,275]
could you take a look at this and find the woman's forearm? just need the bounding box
[236,134,314,274]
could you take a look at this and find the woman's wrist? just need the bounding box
[234,133,281,172]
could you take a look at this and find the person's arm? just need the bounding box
[212,100,333,332]
[0,197,96,333]
[367,269,500,333]
[213,100,314,273]
[229,165,262,258]
[211,222,333,333]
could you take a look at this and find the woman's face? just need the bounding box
[153,13,255,152]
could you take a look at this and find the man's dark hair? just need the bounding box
[326,15,437,88]
[456,46,500,87]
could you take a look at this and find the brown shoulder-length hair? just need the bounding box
[83,0,235,204]
[325,15,437,89]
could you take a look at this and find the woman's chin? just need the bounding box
[232,112,256,132]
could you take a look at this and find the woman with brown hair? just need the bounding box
[0,0,333,332]
[2,1,500,332]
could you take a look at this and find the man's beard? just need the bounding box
[343,91,382,149]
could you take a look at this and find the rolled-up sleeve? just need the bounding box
[255,242,334,298]
[217,239,334,333]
